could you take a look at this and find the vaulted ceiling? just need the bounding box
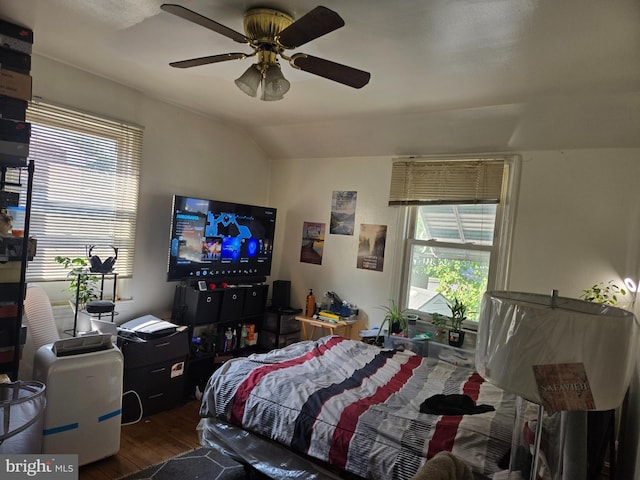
[2,0,639,159]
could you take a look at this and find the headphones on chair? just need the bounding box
[88,245,118,273]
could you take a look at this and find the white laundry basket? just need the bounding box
[0,381,46,453]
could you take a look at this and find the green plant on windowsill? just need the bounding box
[580,280,627,306]
[375,299,409,345]
[447,296,468,331]
[446,296,468,347]
[430,312,448,339]
[54,255,98,309]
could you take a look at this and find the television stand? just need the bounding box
[171,281,269,398]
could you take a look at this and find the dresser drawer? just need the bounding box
[119,328,189,368]
[122,376,185,422]
[123,356,187,392]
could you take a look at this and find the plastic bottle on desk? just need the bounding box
[223,328,233,352]
[306,289,316,317]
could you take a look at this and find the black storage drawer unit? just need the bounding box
[172,283,270,398]
[264,310,301,334]
[118,328,189,368]
[119,325,189,422]
[261,308,302,352]
[123,356,186,392]
[243,284,268,316]
[182,287,223,326]
[122,376,185,422]
[174,283,269,326]
[259,330,300,350]
[122,355,186,422]
[220,288,246,321]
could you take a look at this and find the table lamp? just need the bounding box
[476,290,639,480]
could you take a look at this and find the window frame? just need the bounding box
[24,100,143,282]
[396,155,520,328]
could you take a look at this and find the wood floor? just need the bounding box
[79,400,202,480]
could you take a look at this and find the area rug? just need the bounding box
[116,446,267,480]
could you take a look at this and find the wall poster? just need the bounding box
[300,221,325,265]
[357,223,387,272]
[330,190,357,235]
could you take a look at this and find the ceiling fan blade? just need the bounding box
[277,6,345,49]
[161,4,249,44]
[169,53,247,68]
[290,54,370,89]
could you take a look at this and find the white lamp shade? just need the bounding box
[476,291,639,411]
[235,65,262,97]
[261,64,290,101]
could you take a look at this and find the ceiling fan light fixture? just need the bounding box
[234,64,262,97]
[163,4,371,99]
[261,63,290,101]
[260,85,284,101]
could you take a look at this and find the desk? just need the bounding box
[295,315,358,340]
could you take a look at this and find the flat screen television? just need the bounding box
[167,195,276,284]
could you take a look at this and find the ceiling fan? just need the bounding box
[160,3,371,101]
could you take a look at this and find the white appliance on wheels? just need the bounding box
[33,334,123,466]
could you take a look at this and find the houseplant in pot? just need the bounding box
[430,312,449,343]
[447,297,467,347]
[54,255,98,310]
[580,280,627,307]
[375,299,408,346]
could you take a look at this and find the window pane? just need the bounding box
[407,244,490,321]
[415,204,496,245]
[25,102,142,281]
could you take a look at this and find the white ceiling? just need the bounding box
[2,0,639,159]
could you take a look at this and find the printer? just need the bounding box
[118,315,180,340]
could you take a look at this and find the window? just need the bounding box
[24,101,143,281]
[391,156,519,323]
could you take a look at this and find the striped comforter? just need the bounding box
[200,335,515,479]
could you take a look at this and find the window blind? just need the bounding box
[25,101,143,281]
[388,158,506,205]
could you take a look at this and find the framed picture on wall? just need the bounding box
[330,191,357,235]
[300,222,325,265]
[357,224,387,272]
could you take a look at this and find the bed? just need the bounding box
[198,335,518,480]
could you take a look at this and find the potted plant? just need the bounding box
[375,299,408,345]
[580,280,627,306]
[430,312,449,343]
[447,297,467,347]
[54,255,98,310]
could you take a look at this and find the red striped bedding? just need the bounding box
[200,335,516,479]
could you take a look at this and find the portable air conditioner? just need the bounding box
[33,334,123,466]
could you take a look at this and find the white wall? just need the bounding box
[509,151,640,296]
[30,55,272,321]
[269,156,403,329]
